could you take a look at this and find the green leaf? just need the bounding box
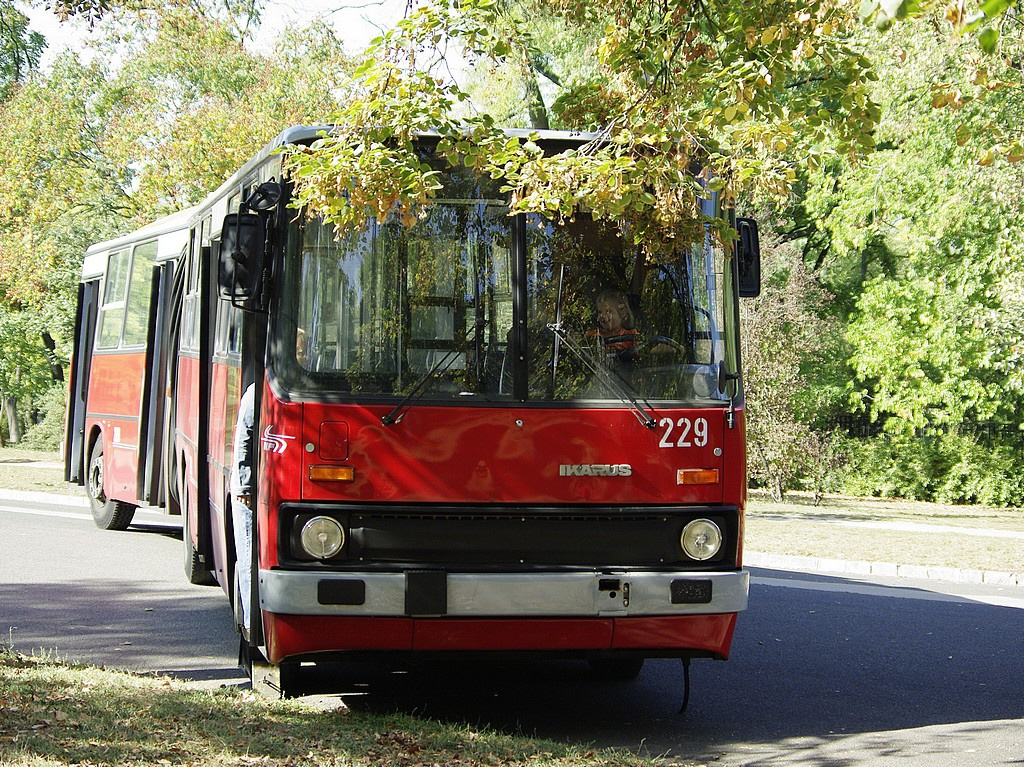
[979,0,1012,18]
[978,26,999,53]
[879,0,908,19]
[858,0,879,21]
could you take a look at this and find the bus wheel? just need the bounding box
[86,440,136,531]
[588,658,645,681]
[182,490,216,586]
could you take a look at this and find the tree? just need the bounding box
[860,0,1019,52]
[0,3,354,440]
[750,9,1024,501]
[0,0,44,99]
[0,310,53,444]
[808,18,1024,430]
[740,230,845,500]
[284,0,880,255]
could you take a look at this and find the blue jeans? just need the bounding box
[231,497,252,632]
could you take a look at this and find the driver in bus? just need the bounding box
[295,327,309,369]
[588,288,639,360]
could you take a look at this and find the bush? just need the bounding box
[837,430,1024,507]
[20,384,67,451]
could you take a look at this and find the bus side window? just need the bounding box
[227,302,242,355]
[96,249,130,349]
[122,241,157,347]
[214,297,229,355]
[213,296,242,357]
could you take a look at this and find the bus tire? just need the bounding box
[182,476,216,586]
[86,439,136,531]
[588,658,645,681]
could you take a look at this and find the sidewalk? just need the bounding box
[3,487,89,508]
[745,551,1022,587]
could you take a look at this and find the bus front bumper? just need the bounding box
[258,569,749,618]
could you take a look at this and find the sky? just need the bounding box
[19,0,410,68]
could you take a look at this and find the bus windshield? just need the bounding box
[273,164,732,405]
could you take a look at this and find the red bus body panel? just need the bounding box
[258,397,734,508]
[263,613,737,663]
[84,351,147,502]
[254,386,746,662]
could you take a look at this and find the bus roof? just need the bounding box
[80,126,606,280]
[81,206,197,279]
[187,125,604,224]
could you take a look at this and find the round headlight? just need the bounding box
[300,516,346,559]
[680,518,722,561]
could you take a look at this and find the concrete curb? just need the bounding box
[746,551,1023,588]
[4,488,89,508]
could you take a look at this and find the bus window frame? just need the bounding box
[122,240,159,348]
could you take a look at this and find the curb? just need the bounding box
[746,551,1022,588]
[4,488,89,508]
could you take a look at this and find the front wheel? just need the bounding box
[86,439,136,531]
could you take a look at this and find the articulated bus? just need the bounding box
[65,207,195,529]
[66,126,761,699]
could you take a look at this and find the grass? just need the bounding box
[0,647,665,767]
[746,491,1024,574]
[0,447,71,495]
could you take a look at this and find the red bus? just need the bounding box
[64,207,194,529]
[67,126,761,699]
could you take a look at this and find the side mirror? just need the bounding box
[219,213,265,301]
[736,217,761,298]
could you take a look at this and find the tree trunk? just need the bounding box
[520,49,550,130]
[42,332,64,383]
[4,395,21,444]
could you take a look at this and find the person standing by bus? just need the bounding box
[230,381,256,635]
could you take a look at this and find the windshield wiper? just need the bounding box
[381,339,474,426]
[546,322,658,429]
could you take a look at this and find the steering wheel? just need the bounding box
[642,334,687,353]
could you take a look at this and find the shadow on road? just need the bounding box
[129,522,183,541]
[278,569,1024,761]
[0,579,242,682]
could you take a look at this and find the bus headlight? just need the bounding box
[300,516,346,559]
[680,518,722,561]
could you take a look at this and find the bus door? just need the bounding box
[138,258,180,507]
[64,279,100,484]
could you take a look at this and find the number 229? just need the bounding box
[658,417,709,448]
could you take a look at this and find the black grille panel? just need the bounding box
[281,505,738,570]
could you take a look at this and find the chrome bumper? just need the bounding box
[259,569,749,617]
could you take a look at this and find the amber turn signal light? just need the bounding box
[676,468,720,486]
[309,465,356,482]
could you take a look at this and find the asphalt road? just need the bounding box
[0,495,242,683]
[2,493,1022,766]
